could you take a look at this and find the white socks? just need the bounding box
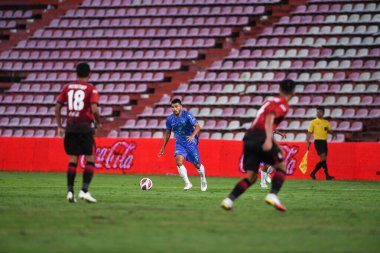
[267,166,274,174]
[261,170,267,183]
[197,164,206,178]
[178,165,190,184]
[178,164,206,185]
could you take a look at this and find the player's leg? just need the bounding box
[194,163,205,178]
[221,170,258,211]
[221,138,260,210]
[310,141,324,179]
[263,143,287,211]
[82,154,95,193]
[265,165,274,184]
[260,164,269,188]
[187,144,207,191]
[221,131,264,210]
[67,155,78,203]
[193,162,207,191]
[310,160,322,179]
[320,152,333,180]
[265,160,287,211]
[175,154,192,190]
[64,133,79,203]
[78,133,97,203]
[78,154,97,203]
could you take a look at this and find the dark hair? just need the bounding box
[279,79,296,94]
[171,98,182,105]
[316,107,324,112]
[76,62,91,78]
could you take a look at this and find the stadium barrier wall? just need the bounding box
[0,137,379,180]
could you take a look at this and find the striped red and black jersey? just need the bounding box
[250,96,289,131]
[57,81,99,133]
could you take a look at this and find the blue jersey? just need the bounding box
[166,110,199,144]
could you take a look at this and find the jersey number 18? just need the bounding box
[67,90,85,111]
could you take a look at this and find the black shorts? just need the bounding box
[64,132,95,156]
[243,130,284,172]
[314,140,328,155]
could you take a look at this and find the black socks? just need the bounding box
[82,161,95,193]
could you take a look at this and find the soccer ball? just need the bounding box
[139,178,153,190]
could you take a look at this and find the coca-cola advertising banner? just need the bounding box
[0,137,379,180]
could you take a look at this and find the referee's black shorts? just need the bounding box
[243,130,284,172]
[64,132,95,156]
[314,140,328,155]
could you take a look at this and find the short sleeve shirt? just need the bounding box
[250,96,290,131]
[166,110,198,144]
[308,118,331,140]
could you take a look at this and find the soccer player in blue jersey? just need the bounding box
[158,98,207,191]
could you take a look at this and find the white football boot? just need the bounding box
[79,190,97,203]
[67,191,77,203]
[184,182,193,190]
[201,177,207,192]
[221,198,234,211]
[265,193,286,212]
[260,182,268,189]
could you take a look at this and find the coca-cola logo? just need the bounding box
[80,141,136,171]
[239,144,300,175]
[282,144,299,175]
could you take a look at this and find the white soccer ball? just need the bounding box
[139,178,153,190]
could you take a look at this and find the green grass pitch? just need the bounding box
[0,171,379,253]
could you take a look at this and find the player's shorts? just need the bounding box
[243,130,284,172]
[174,141,201,165]
[314,140,328,155]
[64,132,95,156]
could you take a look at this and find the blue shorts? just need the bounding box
[174,141,201,165]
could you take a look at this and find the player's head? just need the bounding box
[316,106,324,118]
[76,62,91,79]
[279,79,296,98]
[171,98,182,116]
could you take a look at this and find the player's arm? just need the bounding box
[158,130,171,157]
[306,132,312,150]
[262,112,275,151]
[306,121,314,150]
[91,103,103,129]
[328,129,336,140]
[273,129,286,139]
[55,102,65,137]
[327,121,335,140]
[187,123,200,142]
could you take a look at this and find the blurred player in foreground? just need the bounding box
[158,98,207,191]
[221,79,296,212]
[55,62,102,203]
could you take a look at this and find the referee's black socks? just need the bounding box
[321,161,332,178]
[311,161,323,175]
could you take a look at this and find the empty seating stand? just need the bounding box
[0,0,379,141]
[139,0,380,141]
[0,0,279,137]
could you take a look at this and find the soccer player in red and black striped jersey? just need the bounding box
[55,62,102,203]
[221,79,296,212]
